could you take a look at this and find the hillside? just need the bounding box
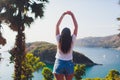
[26,41,97,66]
[75,34,120,50]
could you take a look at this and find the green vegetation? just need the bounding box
[105,69,120,80]
[41,64,120,80]
[42,67,53,80]
[85,78,104,80]
[21,53,46,80]
[74,64,86,80]
[85,70,120,80]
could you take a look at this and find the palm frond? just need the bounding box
[23,15,34,27]
[31,2,44,18]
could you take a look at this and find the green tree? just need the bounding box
[105,69,120,80]
[74,64,86,80]
[42,67,53,80]
[21,53,46,80]
[85,78,104,80]
[0,0,48,80]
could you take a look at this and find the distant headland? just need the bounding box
[75,34,120,50]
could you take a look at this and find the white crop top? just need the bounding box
[55,34,76,60]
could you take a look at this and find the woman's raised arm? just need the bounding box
[67,11,78,36]
[56,12,66,35]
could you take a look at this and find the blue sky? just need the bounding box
[2,0,120,44]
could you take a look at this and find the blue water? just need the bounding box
[0,47,120,80]
[74,47,120,78]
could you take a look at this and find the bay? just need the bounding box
[74,47,120,78]
[0,47,120,80]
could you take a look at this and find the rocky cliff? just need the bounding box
[75,34,120,50]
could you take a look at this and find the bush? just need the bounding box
[74,64,86,80]
[42,67,53,80]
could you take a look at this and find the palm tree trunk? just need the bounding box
[14,25,25,80]
[13,8,26,80]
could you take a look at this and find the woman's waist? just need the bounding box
[55,54,73,61]
[55,58,73,63]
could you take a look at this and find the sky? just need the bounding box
[1,0,120,45]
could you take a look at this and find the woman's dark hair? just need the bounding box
[59,27,72,53]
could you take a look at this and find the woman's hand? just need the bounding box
[62,11,73,16]
[65,11,73,15]
[62,12,67,16]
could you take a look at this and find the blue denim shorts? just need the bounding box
[53,59,74,75]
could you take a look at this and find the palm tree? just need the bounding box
[0,0,48,80]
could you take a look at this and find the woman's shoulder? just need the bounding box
[72,34,76,38]
[72,34,76,42]
[56,34,60,42]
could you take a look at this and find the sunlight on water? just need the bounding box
[102,54,106,58]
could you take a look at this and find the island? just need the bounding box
[26,41,97,66]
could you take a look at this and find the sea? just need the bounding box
[0,46,120,80]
